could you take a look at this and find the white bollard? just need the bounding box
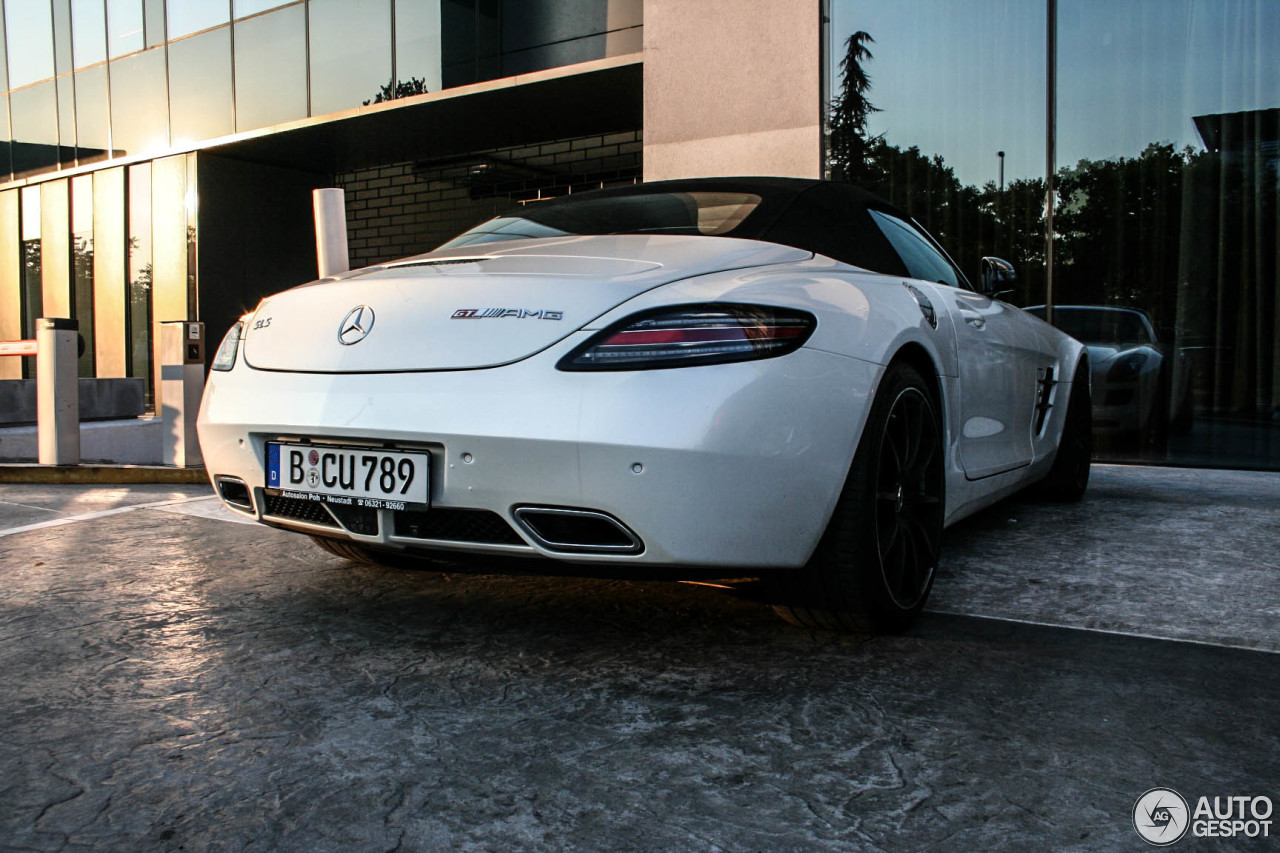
[160,321,205,467]
[313,188,350,279]
[36,318,80,465]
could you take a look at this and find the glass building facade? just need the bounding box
[0,0,644,406]
[828,0,1279,469]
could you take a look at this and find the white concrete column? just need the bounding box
[313,188,350,279]
[36,318,80,465]
[643,0,823,180]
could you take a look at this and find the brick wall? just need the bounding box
[336,130,642,269]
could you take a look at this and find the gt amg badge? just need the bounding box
[338,305,375,345]
[451,308,564,320]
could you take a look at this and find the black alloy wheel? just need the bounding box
[769,361,945,632]
[874,384,944,610]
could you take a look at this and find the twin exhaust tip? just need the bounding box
[513,507,644,555]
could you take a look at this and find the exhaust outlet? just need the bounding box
[513,507,643,554]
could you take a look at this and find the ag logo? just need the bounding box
[1134,788,1190,846]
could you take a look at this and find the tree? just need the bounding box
[363,77,430,106]
[827,31,881,184]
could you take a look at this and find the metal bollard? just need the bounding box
[36,318,80,465]
[160,321,205,467]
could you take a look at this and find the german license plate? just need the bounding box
[266,443,429,510]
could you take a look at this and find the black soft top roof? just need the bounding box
[513,176,916,277]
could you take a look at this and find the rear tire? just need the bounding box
[1036,362,1092,502]
[767,361,944,633]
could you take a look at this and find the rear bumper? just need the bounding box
[197,345,879,568]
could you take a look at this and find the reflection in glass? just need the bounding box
[1057,0,1280,467]
[71,0,108,68]
[168,0,231,38]
[106,0,145,58]
[6,2,56,87]
[0,96,11,183]
[109,48,169,157]
[20,187,42,376]
[53,0,74,75]
[441,0,501,88]
[75,65,111,163]
[233,0,294,19]
[71,175,95,376]
[308,0,391,115]
[169,27,234,143]
[10,82,62,177]
[395,0,442,93]
[234,5,306,130]
[57,75,75,152]
[128,163,153,406]
[828,2,1047,302]
[143,0,164,47]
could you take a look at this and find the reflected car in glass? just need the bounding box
[198,178,1091,632]
[1027,305,1191,446]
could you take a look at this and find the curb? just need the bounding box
[0,465,209,485]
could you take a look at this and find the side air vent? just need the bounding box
[514,507,643,554]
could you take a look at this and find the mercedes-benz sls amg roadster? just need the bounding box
[197,177,1091,632]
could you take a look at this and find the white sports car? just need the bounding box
[197,178,1091,631]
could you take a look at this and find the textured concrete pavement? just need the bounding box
[0,467,1277,851]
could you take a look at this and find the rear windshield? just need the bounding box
[441,192,764,249]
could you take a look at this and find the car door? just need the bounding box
[868,210,1039,479]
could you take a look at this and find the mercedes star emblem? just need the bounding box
[338,305,375,345]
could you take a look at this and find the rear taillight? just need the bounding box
[557,304,815,371]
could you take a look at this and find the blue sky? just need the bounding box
[831,0,1280,186]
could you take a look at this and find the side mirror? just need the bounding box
[979,257,1017,299]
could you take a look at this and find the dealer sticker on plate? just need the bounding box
[266,443,430,510]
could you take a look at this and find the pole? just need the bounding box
[313,188,350,279]
[1045,0,1057,326]
[36,318,80,465]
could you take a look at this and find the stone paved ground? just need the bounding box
[0,466,1277,852]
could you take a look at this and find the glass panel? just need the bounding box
[233,0,293,19]
[71,0,108,68]
[309,0,391,113]
[74,65,111,163]
[52,0,73,75]
[1058,0,1280,468]
[6,1,56,87]
[127,162,153,406]
[20,187,42,363]
[233,5,306,130]
[501,0,612,77]
[0,4,8,90]
[0,96,12,183]
[828,2,1047,302]
[10,82,62,177]
[57,74,76,154]
[72,175,95,376]
[440,0,501,88]
[109,47,169,158]
[169,27,233,143]
[143,0,164,47]
[394,0,442,94]
[106,0,144,58]
[168,0,231,38]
